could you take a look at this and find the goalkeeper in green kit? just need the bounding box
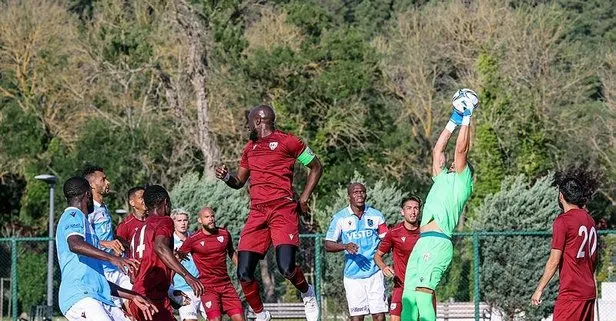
[401,89,477,321]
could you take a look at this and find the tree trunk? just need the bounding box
[172,0,221,178]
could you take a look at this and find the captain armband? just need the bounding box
[297,147,316,166]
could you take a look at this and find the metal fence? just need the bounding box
[1,231,615,321]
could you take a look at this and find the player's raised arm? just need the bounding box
[453,118,471,174]
[216,164,249,189]
[432,127,453,177]
[154,234,205,297]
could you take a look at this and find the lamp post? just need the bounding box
[34,174,58,309]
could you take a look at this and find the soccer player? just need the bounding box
[83,165,131,318]
[401,97,476,321]
[170,208,206,321]
[116,186,147,248]
[531,166,600,321]
[215,105,322,321]
[178,207,245,321]
[324,183,389,321]
[374,196,422,321]
[57,176,157,321]
[129,185,205,321]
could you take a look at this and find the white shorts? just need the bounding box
[177,290,207,321]
[65,297,113,321]
[104,270,132,321]
[343,270,389,316]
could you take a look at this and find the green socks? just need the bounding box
[416,291,436,321]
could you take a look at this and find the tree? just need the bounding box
[473,174,560,320]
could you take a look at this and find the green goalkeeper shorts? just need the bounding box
[404,232,453,290]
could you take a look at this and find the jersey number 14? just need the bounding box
[577,226,597,259]
[131,226,147,259]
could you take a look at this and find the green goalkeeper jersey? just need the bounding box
[420,165,473,237]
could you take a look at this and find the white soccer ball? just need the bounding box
[452,88,479,113]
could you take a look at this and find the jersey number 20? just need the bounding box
[131,226,147,259]
[577,226,597,259]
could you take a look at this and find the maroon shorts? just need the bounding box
[129,298,174,321]
[390,287,403,316]
[201,283,244,319]
[238,198,300,254]
[553,298,595,321]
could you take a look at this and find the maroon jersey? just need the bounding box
[551,208,597,300]
[179,228,234,287]
[116,214,146,246]
[378,222,420,287]
[240,130,307,205]
[131,215,175,300]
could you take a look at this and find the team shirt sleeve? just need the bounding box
[287,135,315,166]
[62,210,86,240]
[551,218,567,251]
[325,216,342,242]
[377,230,393,253]
[432,168,448,182]
[115,222,127,241]
[156,217,175,238]
[377,213,388,238]
[240,143,250,169]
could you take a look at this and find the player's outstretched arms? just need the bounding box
[432,126,453,177]
[109,282,159,320]
[324,240,359,254]
[67,235,139,274]
[215,164,249,189]
[453,121,471,174]
[531,249,562,306]
[154,235,205,297]
[374,250,395,278]
[298,156,323,214]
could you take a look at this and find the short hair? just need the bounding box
[82,165,104,180]
[170,208,190,220]
[143,185,169,209]
[400,195,422,209]
[347,183,366,195]
[63,176,91,201]
[127,186,145,200]
[554,164,601,207]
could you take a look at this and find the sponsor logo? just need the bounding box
[289,234,294,240]
[70,212,76,217]
[345,230,374,240]
[350,306,369,313]
[65,223,82,230]
[401,236,406,242]
[217,236,224,243]
[269,142,278,150]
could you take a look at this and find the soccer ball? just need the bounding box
[452,88,479,114]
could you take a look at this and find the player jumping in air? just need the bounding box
[531,165,600,321]
[129,185,205,321]
[374,196,423,321]
[215,104,323,321]
[401,96,476,321]
[116,186,147,249]
[57,176,157,321]
[178,207,245,321]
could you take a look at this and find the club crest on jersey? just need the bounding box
[390,303,397,310]
[367,219,374,227]
[422,252,432,262]
[200,241,205,247]
[217,236,224,243]
[401,236,406,242]
[205,301,212,309]
[269,142,278,150]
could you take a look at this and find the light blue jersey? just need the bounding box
[56,207,114,314]
[88,201,117,272]
[326,206,388,279]
[172,233,200,292]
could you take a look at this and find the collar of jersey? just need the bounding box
[64,207,83,215]
[346,205,372,218]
